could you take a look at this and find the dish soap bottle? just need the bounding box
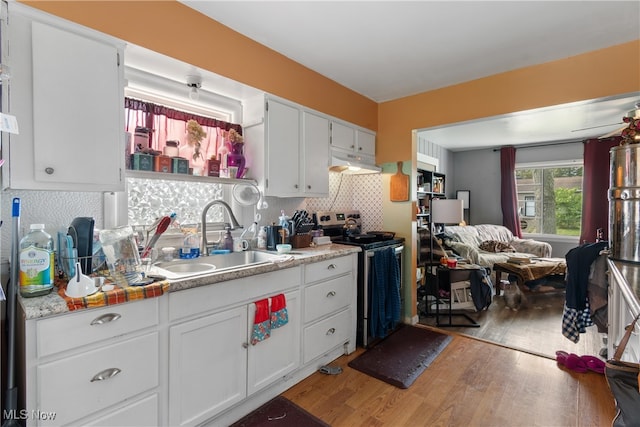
[180,228,200,259]
[19,224,55,297]
[223,227,234,251]
[279,211,291,243]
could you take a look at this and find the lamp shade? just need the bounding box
[431,199,464,224]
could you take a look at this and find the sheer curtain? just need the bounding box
[579,136,621,244]
[500,146,523,238]
[124,97,242,169]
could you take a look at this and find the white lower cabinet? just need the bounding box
[303,308,352,364]
[21,254,357,427]
[22,299,161,426]
[169,305,248,426]
[85,395,159,427]
[302,256,357,364]
[247,290,301,395]
[168,267,302,427]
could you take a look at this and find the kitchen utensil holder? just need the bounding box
[291,234,312,249]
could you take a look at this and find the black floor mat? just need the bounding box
[230,396,329,427]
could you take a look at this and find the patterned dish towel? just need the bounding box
[251,298,271,345]
[270,293,288,329]
[58,278,170,311]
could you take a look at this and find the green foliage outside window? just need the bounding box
[516,164,583,237]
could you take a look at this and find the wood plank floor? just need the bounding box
[282,327,616,427]
[419,288,605,360]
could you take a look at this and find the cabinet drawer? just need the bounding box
[304,255,353,283]
[36,298,159,357]
[86,394,158,427]
[169,267,301,321]
[303,308,352,364]
[37,332,159,426]
[304,275,352,323]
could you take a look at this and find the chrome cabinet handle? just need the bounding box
[326,328,336,335]
[90,313,121,325]
[90,368,121,382]
[307,185,311,190]
[327,264,336,270]
[242,342,249,349]
[45,167,54,175]
[294,184,299,189]
[326,291,336,297]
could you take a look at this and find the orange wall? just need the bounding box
[22,1,640,164]
[378,40,640,162]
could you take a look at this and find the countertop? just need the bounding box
[19,244,360,321]
[608,258,640,317]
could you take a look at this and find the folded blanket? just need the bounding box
[270,293,288,329]
[251,298,271,345]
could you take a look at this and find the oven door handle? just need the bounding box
[365,245,404,257]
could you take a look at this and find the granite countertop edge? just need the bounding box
[19,244,361,321]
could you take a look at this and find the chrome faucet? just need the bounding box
[201,200,243,255]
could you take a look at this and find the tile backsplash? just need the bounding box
[0,171,384,263]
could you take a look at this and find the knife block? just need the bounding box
[291,234,312,249]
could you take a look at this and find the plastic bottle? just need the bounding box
[257,226,267,249]
[279,211,290,243]
[180,230,200,259]
[223,227,234,251]
[19,224,55,297]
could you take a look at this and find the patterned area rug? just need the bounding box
[348,325,453,389]
[230,396,329,427]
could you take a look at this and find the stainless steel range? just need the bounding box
[313,210,405,347]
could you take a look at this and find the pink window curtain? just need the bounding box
[124,97,242,166]
[500,146,523,238]
[579,136,621,244]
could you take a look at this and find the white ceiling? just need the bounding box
[142,1,640,151]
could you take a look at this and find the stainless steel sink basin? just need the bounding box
[151,250,283,279]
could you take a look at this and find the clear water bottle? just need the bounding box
[19,224,55,297]
[257,226,267,249]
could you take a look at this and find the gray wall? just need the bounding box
[419,139,584,257]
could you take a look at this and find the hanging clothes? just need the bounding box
[469,268,494,311]
[562,241,608,342]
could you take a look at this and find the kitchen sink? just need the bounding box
[151,250,283,279]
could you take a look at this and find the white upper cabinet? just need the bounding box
[302,110,330,195]
[264,98,301,195]
[356,128,376,157]
[330,121,356,152]
[330,120,376,158]
[3,7,125,191]
[244,95,329,197]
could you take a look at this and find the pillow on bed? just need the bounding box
[479,240,516,253]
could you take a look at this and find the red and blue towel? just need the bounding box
[251,293,289,345]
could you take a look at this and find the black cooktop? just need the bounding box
[333,237,405,250]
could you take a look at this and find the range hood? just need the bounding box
[329,152,381,175]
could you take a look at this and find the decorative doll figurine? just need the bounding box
[226,128,246,178]
[180,119,206,175]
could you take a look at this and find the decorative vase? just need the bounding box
[227,142,246,178]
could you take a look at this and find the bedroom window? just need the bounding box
[515,162,583,237]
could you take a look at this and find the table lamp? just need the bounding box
[431,198,464,227]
